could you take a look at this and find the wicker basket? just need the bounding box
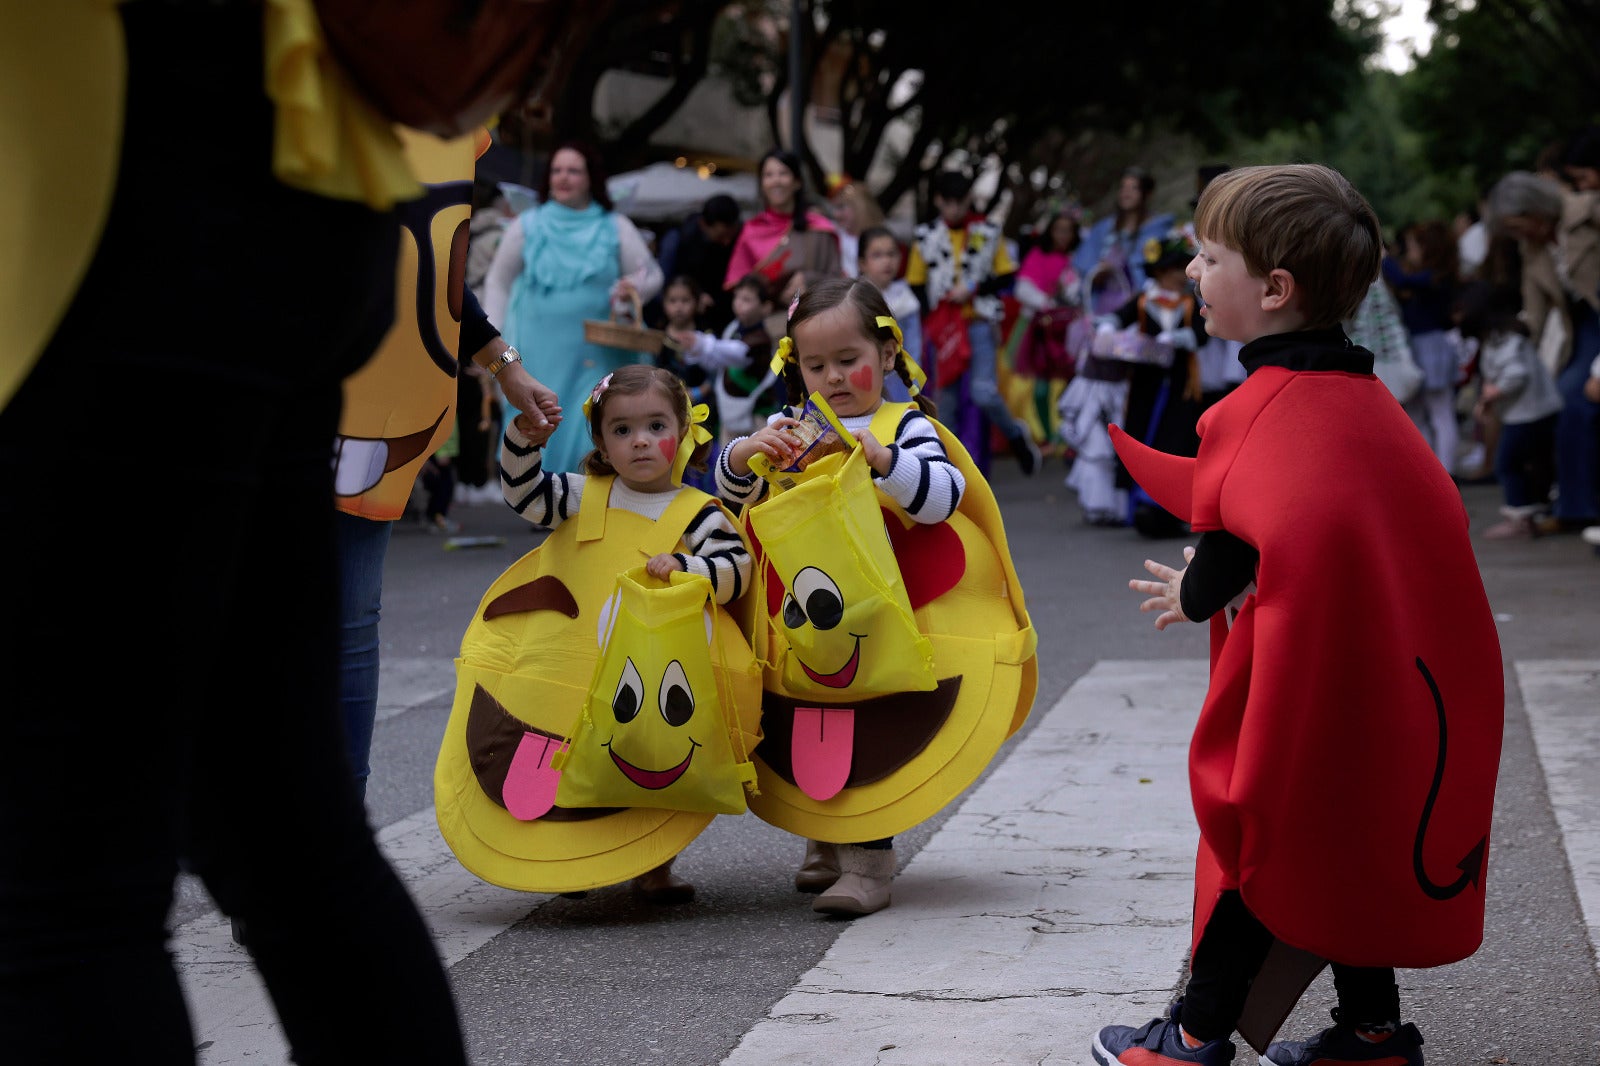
[583,291,664,353]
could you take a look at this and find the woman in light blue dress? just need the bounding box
[483,141,663,474]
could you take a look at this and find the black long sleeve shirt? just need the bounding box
[1177,327,1375,621]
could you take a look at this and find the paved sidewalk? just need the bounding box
[722,660,1205,1065]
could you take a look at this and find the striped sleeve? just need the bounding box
[673,502,752,605]
[713,437,770,508]
[500,427,582,528]
[874,407,965,523]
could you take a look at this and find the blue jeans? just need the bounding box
[1553,303,1600,521]
[938,319,1026,442]
[337,511,394,798]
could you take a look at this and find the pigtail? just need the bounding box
[897,356,938,418]
[780,361,807,408]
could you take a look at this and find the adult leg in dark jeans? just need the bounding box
[0,6,465,1063]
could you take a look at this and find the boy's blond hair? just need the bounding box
[1192,164,1381,328]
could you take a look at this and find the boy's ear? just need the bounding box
[1261,268,1297,312]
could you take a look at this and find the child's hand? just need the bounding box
[645,553,684,580]
[729,419,802,475]
[1585,375,1600,404]
[513,412,555,447]
[854,429,892,475]
[1129,546,1196,630]
[946,282,972,305]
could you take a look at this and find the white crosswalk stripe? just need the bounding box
[1516,660,1600,970]
[173,659,1600,1064]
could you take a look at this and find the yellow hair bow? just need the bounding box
[672,402,714,486]
[769,336,795,378]
[875,315,926,398]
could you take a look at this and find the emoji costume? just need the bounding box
[1111,333,1503,975]
[333,127,489,519]
[735,400,1038,843]
[435,476,761,893]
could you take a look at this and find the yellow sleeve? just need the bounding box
[905,243,928,286]
[991,235,1016,275]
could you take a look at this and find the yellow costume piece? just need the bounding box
[262,0,421,209]
[746,400,936,702]
[742,402,1038,842]
[334,127,487,519]
[436,480,762,893]
[0,2,124,411]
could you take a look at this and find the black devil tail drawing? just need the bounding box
[1412,656,1488,900]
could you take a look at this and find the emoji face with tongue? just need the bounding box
[434,492,760,895]
[741,414,1040,845]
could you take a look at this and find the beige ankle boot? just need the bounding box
[812,845,894,916]
[631,859,695,904]
[793,839,840,893]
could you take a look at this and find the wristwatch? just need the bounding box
[485,345,520,377]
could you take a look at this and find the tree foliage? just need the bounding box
[500,2,1378,230]
[1402,0,1600,195]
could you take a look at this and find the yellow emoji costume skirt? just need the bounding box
[741,401,1038,842]
[435,479,762,893]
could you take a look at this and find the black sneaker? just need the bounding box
[1260,1015,1424,1065]
[1009,432,1041,476]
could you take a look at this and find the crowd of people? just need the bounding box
[457,130,1600,555]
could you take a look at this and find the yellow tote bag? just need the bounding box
[551,567,757,814]
[745,404,937,703]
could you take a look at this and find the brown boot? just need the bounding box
[793,839,840,893]
[812,845,894,917]
[631,859,695,905]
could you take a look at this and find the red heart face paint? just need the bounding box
[658,437,678,462]
[848,364,876,392]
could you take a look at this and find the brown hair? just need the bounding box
[1192,163,1382,327]
[538,140,613,212]
[1399,219,1459,282]
[780,276,937,418]
[580,364,709,478]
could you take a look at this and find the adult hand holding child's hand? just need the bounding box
[513,412,556,448]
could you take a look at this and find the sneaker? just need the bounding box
[1259,1016,1424,1065]
[1583,525,1600,547]
[1092,1002,1235,1065]
[1481,516,1534,540]
[1009,432,1042,476]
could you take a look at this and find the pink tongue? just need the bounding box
[792,706,854,800]
[503,733,566,820]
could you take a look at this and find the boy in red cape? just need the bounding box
[1090,165,1503,1066]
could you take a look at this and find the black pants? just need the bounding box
[0,7,465,1063]
[1180,892,1400,1043]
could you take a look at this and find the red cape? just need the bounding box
[1112,366,1503,969]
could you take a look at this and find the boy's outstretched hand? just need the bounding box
[1130,545,1196,630]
